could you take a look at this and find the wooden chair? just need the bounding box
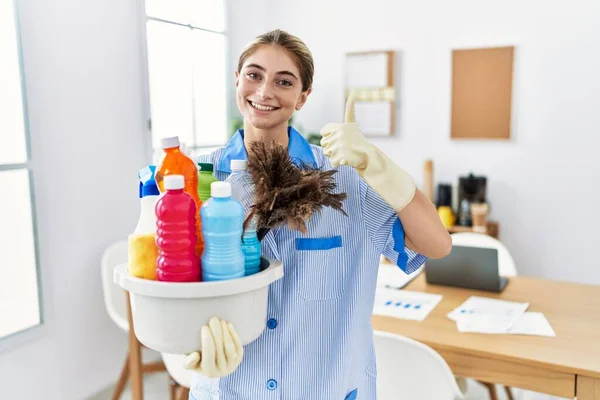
[102,240,178,400]
[162,352,193,400]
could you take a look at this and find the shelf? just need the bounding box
[448,221,499,238]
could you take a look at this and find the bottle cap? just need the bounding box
[230,159,247,171]
[198,162,214,172]
[211,181,231,198]
[164,175,185,190]
[138,165,160,198]
[161,136,180,149]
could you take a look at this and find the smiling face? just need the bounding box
[235,44,311,133]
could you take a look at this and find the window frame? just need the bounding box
[138,0,231,161]
[0,0,45,353]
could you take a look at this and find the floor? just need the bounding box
[87,372,171,400]
[88,372,568,399]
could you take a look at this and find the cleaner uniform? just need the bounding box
[189,121,426,400]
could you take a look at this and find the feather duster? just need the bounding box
[244,140,347,240]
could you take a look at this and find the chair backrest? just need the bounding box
[161,353,192,388]
[374,331,464,400]
[450,232,517,277]
[101,240,130,332]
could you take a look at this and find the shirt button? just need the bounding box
[266,318,278,329]
[267,379,278,390]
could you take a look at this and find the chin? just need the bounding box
[248,114,289,131]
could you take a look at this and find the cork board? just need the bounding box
[451,46,514,140]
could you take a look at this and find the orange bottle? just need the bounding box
[155,137,204,257]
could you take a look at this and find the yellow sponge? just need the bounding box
[128,233,158,280]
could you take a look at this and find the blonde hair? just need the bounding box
[237,29,314,92]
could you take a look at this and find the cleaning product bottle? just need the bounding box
[180,141,194,160]
[200,181,245,281]
[226,160,261,276]
[135,165,160,234]
[435,183,455,228]
[128,165,160,280]
[155,175,201,282]
[197,162,219,202]
[241,218,261,276]
[155,136,204,258]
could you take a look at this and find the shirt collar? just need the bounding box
[217,126,317,173]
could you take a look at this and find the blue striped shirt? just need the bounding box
[190,127,426,400]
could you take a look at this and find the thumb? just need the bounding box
[344,94,356,123]
[183,352,201,370]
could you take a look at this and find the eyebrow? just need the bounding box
[245,63,298,80]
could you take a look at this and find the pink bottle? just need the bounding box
[155,175,201,282]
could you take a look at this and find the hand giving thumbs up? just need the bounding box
[320,95,369,169]
[319,95,417,212]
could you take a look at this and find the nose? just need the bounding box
[257,81,274,99]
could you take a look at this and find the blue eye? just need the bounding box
[278,79,292,87]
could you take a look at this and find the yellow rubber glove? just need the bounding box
[183,317,244,378]
[320,96,416,212]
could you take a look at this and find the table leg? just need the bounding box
[481,382,498,400]
[176,386,190,400]
[126,291,144,400]
[577,376,600,400]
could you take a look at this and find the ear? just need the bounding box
[295,87,312,111]
[234,70,240,88]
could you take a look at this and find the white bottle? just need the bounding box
[225,160,255,212]
[179,141,195,162]
[134,165,160,234]
[228,160,249,199]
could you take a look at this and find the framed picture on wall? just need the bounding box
[345,50,396,137]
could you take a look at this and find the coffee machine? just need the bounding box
[457,173,487,226]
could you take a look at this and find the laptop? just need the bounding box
[425,245,509,292]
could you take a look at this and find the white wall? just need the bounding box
[0,0,150,398]
[226,0,272,118]
[231,0,600,284]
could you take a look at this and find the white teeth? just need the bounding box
[251,101,276,111]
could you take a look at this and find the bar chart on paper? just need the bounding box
[373,288,442,321]
[447,296,529,333]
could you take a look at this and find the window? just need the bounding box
[0,0,42,340]
[142,0,229,155]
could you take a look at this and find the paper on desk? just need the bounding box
[457,311,556,336]
[456,314,514,334]
[449,296,529,333]
[507,312,556,337]
[377,262,423,290]
[373,287,442,321]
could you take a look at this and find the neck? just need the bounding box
[243,121,289,150]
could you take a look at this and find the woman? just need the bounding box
[186,29,451,399]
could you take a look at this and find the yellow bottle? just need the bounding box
[437,206,455,229]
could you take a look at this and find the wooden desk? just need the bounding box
[372,274,600,399]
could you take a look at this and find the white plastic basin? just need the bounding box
[113,258,283,355]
